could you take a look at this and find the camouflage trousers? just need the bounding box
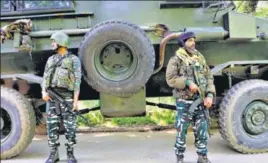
[174,99,208,156]
[46,98,77,150]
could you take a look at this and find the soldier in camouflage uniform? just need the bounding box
[166,32,216,163]
[42,31,82,163]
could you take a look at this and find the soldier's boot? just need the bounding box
[176,154,184,163]
[45,148,59,163]
[197,155,211,163]
[67,148,77,163]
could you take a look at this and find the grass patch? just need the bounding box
[77,97,177,127]
[76,96,220,129]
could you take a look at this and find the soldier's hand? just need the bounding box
[73,101,78,112]
[42,93,51,102]
[189,82,199,93]
[204,97,213,109]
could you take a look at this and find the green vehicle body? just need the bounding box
[0,0,268,160]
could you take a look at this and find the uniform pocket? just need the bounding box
[58,67,69,76]
[56,67,71,88]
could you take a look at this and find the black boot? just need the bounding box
[45,148,59,163]
[197,155,211,163]
[67,148,77,163]
[176,154,184,163]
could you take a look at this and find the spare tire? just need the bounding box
[1,86,36,160]
[79,20,155,97]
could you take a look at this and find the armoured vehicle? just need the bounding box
[1,0,268,160]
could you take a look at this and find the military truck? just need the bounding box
[1,0,267,160]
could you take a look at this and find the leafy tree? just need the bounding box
[243,0,259,14]
[235,0,268,18]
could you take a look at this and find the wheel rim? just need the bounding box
[0,107,12,143]
[94,40,138,82]
[242,100,268,135]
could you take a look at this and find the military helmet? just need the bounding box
[178,31,196,47]
[50,31,70,48]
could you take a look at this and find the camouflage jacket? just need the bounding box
[166,48,216,100]
[42,52,82,96]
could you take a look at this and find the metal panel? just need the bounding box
[13,32,21,48]
[50,18,63,30]
[211,60,268,75]
[0,74,43,84]
[224,11,257,40]
[33,19,49,31]
[185,27,228,41]
[100,87,146,117]
[77,17,90,28]
[63,18,77,29]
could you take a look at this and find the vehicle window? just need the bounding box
[16,0,73,11]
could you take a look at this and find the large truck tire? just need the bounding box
[0,86,36,160]
[218,79,268,154]
[79,20,155,97]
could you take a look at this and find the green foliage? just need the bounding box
[146,97,176,126]
[235,1,268,18]
[149,108,176,126]
[77,110,104,127]
[77,100,104,127]
[255,7,268,18]
[77,97,177,127]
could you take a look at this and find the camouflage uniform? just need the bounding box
[166,36,215,162]
[43,53,82,149]
[42,31,81,163]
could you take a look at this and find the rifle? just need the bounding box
[189,97,212,137]
[47,87,99,126]
[189,66,212,137]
